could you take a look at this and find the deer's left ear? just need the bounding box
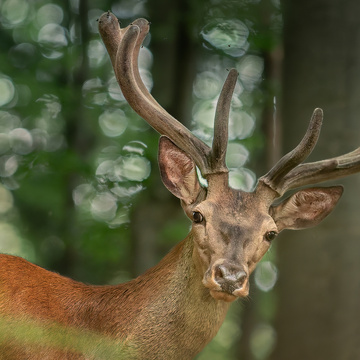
[158,136,201,205]
[270,186,343,231]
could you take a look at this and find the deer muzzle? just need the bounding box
[203,262,249,302]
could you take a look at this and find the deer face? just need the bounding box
[189,190,276,302]
[159,136,343,303]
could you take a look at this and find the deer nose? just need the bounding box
[213,264,247,294]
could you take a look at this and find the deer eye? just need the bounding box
[192,211,204,223]
[265,231,277,242]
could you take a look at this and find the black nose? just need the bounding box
[214,264,247,294]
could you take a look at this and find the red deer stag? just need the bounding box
[0,10,360,360]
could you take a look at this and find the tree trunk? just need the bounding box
[272,1,360,359]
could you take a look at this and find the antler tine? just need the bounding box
[210,69,238,173]
[98,13,157,128]
[259,108,323,196]
[259,108,360,197]
[97,11,123,70]
[279,146,360,192]
[117,17,155,104]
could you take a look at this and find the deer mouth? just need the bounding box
[209,290,238,302]
[209,282,250,302]
[203,275,249,302]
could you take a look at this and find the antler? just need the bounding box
[98,11,238,177]
[98,12,360,196]
[259,108,360,197]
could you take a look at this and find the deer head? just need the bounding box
[98,12,359,302]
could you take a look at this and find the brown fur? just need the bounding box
[0,237,229,359]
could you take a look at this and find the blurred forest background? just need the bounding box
[1,0,360,359]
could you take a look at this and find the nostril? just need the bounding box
[235,270,247,286]
[215,265,228,280]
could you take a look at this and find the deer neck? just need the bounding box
[105,234,230,358]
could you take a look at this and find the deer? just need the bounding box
[1,10,360,360]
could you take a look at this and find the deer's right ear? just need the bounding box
[158,136,201,205]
